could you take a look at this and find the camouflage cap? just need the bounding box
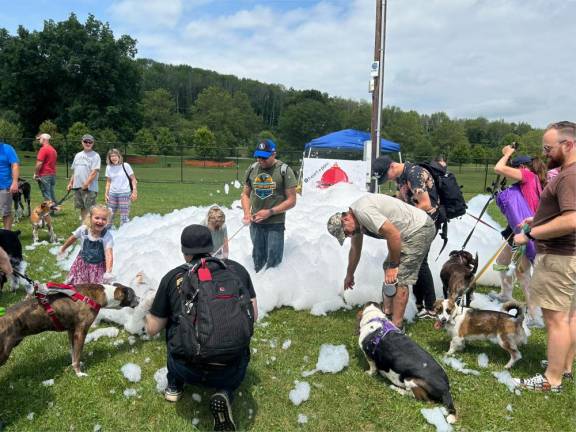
[327,212,346,246]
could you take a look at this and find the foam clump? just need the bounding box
[85,327,119,343]
[493,370,519,393]
[42,379,54,386]
[154,367,168,393]
[121,363,141,383]
[477,353,489,368]
[420,407,453,432]
[289,381,310,406]
[316,344,349,373]
[297,414,308,424]
[443,356,480,376]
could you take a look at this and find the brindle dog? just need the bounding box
[440,250,478,306]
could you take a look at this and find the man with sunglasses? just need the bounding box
[241,139,297,272]
[513,121,576,393]
[67,134,101,220]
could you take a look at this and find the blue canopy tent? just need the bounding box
[304,129,400,155]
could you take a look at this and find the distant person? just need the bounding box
[145,224,257,431]
[202,206,229,259]
[435,154,447,168]
[0,141,20,230]
[241,139,297,272]
[372,156,439,320]
[34,133,58,205]
[59,204,114,284]
[327,194,436,329]
[67,134,101,221]
[513,121,576,393]
[104,149,138,225]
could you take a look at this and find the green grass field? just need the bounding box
[0,165,573,432]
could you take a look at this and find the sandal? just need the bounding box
[514,373,563,393]
[540,360,573,381]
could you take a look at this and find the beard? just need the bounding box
[547,154,564,169]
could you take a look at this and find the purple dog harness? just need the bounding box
[367,318,402,355]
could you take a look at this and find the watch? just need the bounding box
[387,261,400,269]
[525,231,535,241]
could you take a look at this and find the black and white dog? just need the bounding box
[0,229,25,292]
[358,303,457,424]
[13,178,31,223]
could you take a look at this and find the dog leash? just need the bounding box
[465,212,500,232]
[54,188,77,206]
[213,223,247,257]
[465,233,513,295]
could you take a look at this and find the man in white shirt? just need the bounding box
[67,134,101,221]
[327,194,436,329]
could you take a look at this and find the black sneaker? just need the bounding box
[210,392,236,431]
[164,385,183,402]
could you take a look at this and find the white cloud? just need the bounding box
[112,0,575,127]
[109,0,183,29]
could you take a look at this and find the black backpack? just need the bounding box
[418,161,467,220]
[168,257,254,365]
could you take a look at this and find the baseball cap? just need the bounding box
[510,155,533,167]
[181,224,214,255]
[327,212,346,246]
[82,134,94,143]
[37,133,51,141]
[254,139,276,159]
[372,156,393,184]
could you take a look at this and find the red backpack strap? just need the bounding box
[197,258,212,281]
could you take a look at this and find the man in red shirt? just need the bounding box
[34,133,58,204]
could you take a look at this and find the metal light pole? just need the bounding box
[370,0,388,192]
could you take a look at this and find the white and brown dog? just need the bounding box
[440,250,478,306]
[30,200,57,243]
[0,283,138,376]
[433,298,527,369]
[358,303,457,424]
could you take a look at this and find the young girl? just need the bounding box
[105,149,138,225]
[60,204,114,284]
[202,206,229,259]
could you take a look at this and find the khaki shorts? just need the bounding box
[0,190,12,217]
[530,254,576,312]
[384,219,436,286]
[74,189,97,210]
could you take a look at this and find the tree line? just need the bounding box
[0,14,544,162]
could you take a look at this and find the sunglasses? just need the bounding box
[83,140,94,144]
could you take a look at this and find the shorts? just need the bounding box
[384,219,436,287]
[0,190,12,217]
[530,254,576,312]
[74,189,97,210]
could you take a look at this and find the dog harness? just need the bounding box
[34,282,101,331]
[366,318,402,355]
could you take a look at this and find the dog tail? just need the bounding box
[502,300,525,322]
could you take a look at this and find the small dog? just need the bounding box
[358,303,457,424]
[13,178,31,222]
[433,298,527,369]
[31,200,57,243]
[0,229,24,292]
[440,250,478,306]
[0,283,139,376]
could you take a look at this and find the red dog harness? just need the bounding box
[34,282,101,331]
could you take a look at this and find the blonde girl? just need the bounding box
[203,206,229,259]
[105,149,137,225]
[60,204,114,284]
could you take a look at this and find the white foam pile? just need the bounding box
[420,407,453,432]
[442,356,480,376]
[289,381,310,406]
[85,327,120,343]
[55,183,503,332]
[493,370,520,394]
[121,363,141,383]
[297,414,308,424]
[153,367,168,393]
[477,353,489,368]
[302,344,349,377]
[123,388,137,397]
[282,339,292,350]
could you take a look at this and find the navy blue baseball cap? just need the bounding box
[510,155,533,167]
[254,139,276,158]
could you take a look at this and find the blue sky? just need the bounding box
[2,0,575,128]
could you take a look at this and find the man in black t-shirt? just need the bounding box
[145,224,257,432]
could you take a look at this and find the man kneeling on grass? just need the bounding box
[145,224,258,431]
[327,193,436,329]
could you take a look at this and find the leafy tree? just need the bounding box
[520,129,544,157]
[383,110,428,156]
[133,128,157,156]
[192,126,219,159]
[500,133,521,148]
[155,127,177,155]
[413,141,435,162]
[470,145,487,164]
[94,128,119,150]
[431,119,469,158]
[463,117,490,146]
[451,142,471,164]
[66,121,90,144]
[0,118,23,148]
[141,89,177,130]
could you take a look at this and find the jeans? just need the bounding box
[38,175,56,202]
[249,222,285,273]
[167,350,250,402]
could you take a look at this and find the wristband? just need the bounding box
[525,231,535,241]
[269,208,275,215]
[387,261,400,269]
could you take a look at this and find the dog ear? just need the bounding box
[449,250,459,257]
